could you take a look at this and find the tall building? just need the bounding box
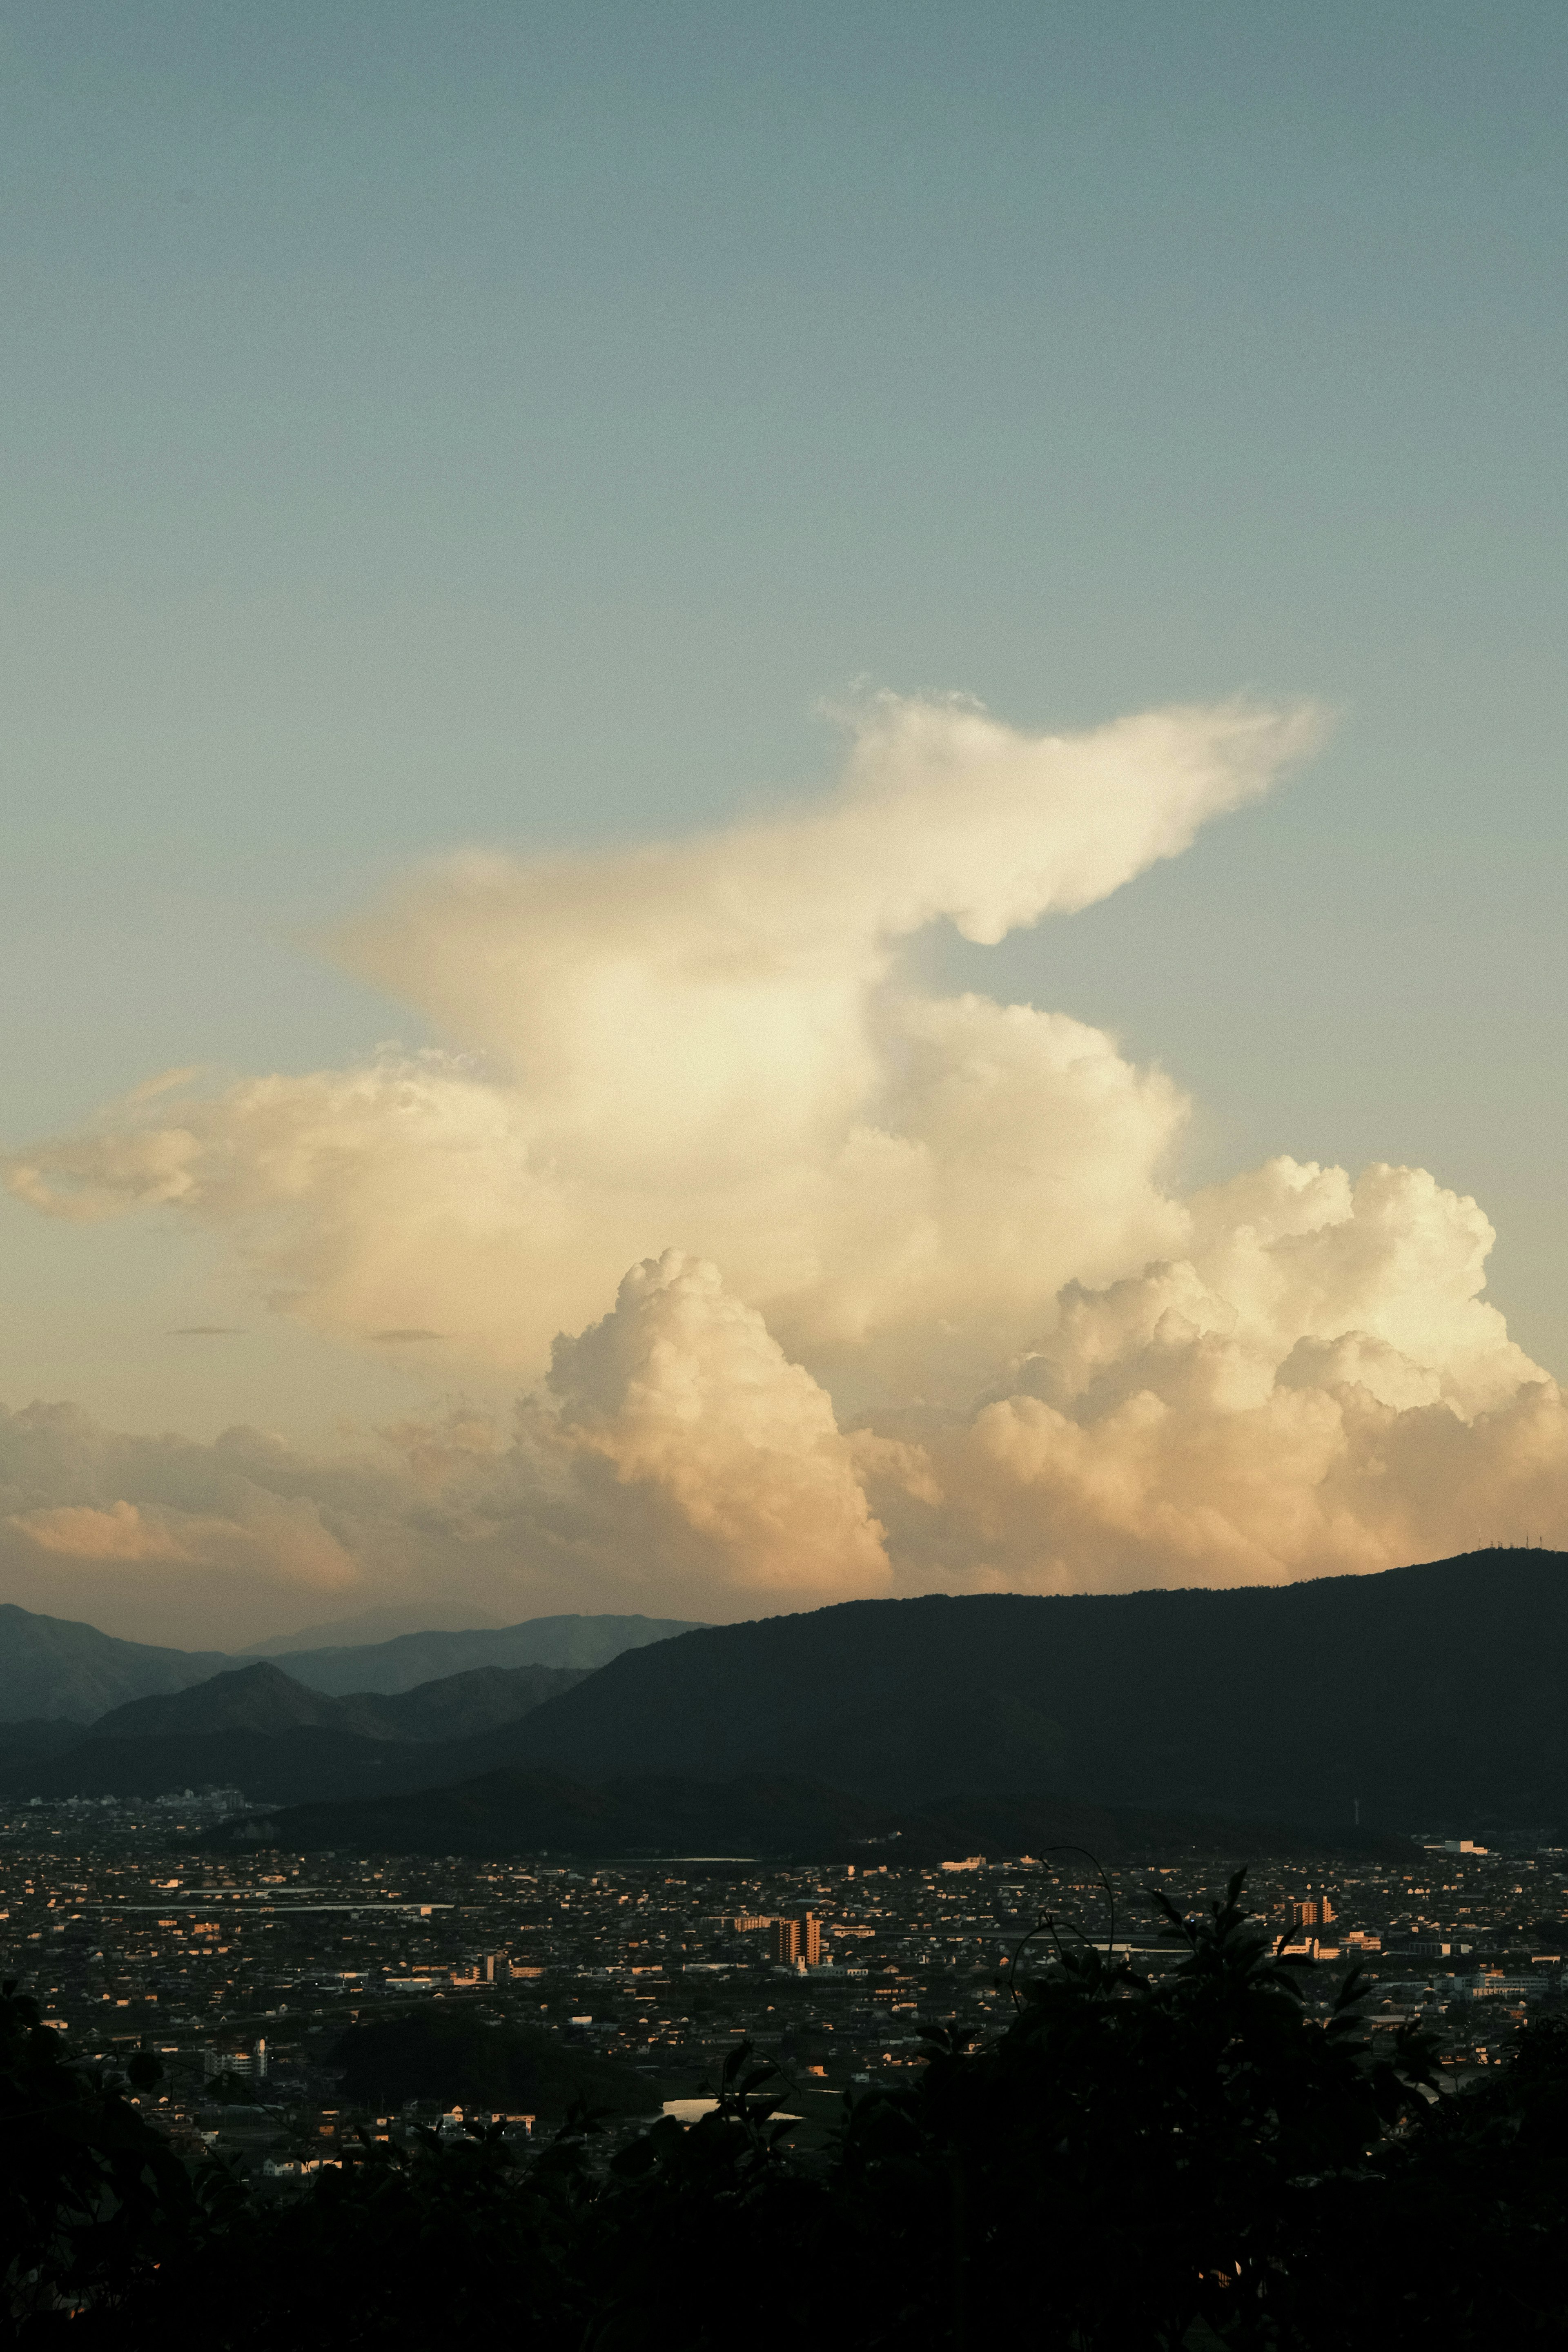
[769,1914,821,1966]
[1288,1898,1336,1929]
[203,2037,268,2082]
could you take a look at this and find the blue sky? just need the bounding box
[3,0,1566,1443]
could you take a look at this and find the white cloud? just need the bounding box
[543,1249,891,1597]
[853,1157,1564,1594]
[7,686,1564,1642]
[6,693,1314,1394]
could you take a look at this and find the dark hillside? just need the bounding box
[89,1663,393,1741]
[87,1659,587,1745]
[0,1664,589,1802]
[0,1603,690,1718]
[226,1764,1412,1865]
[3,1726,455,1806]
[255,1613,706,1694]
[371,1662,588,1739]
[488,1550,1568,1838]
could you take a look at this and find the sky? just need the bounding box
[2,2,1566,1645]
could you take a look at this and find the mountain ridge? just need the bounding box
[477,1551,1568,1839]
[0,1602,702,1719]
[0,1604,232,1720]
[236,1614,708,1694]
[0,1659,592,1804]
[7,1553,1564,1838]
[87,1659,590,1744]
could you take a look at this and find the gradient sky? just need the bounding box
[3,0,1566,1456]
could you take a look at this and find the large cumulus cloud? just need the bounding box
[7,695,1306,1396]
[6,688,1562,1642]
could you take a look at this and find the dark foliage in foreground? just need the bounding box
[6,1875,1568,2349]
[328,2006,659,2117]
[0,1980,194,2331]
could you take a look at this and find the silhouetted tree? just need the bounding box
[10,1873,1567,2350]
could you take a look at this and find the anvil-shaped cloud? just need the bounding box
[7,692,1562,1642]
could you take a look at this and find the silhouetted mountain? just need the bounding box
[12,1552,1563,1838]
[0,1590,700,1722]
[243,1606,506,1654]
[0,1717,92,1766]
[222,1766,1410,1865]
[242,1614,707,1695]
[481,1551,1568,1840]
[368,1663,590,1740]
[0,1661,590,1803]
[0,1604,230,1720]
[86,1659,587,1744]
[89,1663,392,1742]
[0,1603,699,1719]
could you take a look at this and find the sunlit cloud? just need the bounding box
[8,688,1560,1642]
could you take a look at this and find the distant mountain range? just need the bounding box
[0,1659,590,1805]
[4,1551,1564,1848]
[474,1549,1568,1844]
[0,1646,1406,1861]
[89,1659,588,1744]
[0,1605,231,1721]
[0,1604,704,1719]
[234,1613,708,1694]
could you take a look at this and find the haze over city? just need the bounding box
[2,4,1566,1647]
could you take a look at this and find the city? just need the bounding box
[5,1794,1565,2183]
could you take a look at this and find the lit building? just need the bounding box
[203,2037,268,2082]
[770,1914,821,1966]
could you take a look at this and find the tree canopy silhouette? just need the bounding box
[5,1871,1566,2349]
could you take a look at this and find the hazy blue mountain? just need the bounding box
[371,1662,590,1740]
[0,1601,697,1720]
[0,1604,231,1720]
[240,1613,707,1694]
[481,1550,1568,1842]
[0,1657,592,1802]
[242,1606,508,1655]
[86,1659,588,1744]
[88,1662,394,1742]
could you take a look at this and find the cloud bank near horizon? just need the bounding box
[7,691,1566,1645]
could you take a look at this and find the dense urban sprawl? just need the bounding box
[4,1793,1565,2178]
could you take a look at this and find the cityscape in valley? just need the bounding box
[4,1584,1568,2191]
[5,6,1566,2341]
[4,1823,1568,2177]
